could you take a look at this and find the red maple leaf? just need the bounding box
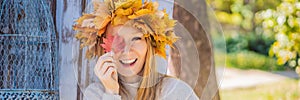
[111,35,125,53]
[100,33,114,52]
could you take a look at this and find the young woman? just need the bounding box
[74,0,199,99]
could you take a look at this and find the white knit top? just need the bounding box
[83,77,199,100]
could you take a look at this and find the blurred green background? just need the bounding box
[209,0,300,71]
[206,0,300,99]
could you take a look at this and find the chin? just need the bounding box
[117,70,137,77]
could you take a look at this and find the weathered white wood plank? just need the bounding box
[56,0,84,99]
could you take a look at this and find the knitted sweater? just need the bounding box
[83,77,199,100]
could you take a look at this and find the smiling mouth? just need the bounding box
[119,58,138,66]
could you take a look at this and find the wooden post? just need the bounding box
[172,0,220,99]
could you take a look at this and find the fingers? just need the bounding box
[100,62,116,76]
[93,52,119,94]
[95,52,114,68]
[104,67,117,81]
[94,52,118,82]
[94,59,116,79]
[94,52,115,76]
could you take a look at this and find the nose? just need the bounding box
[124,42,133,53]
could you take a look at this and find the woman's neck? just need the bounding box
[119,74,142,84]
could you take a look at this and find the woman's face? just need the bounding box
[109,25,147,77]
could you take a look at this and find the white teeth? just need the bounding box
[120,59,137,64]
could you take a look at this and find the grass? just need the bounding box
[226,51,284,71]
[214,50,285,71]
[220,79,300,100]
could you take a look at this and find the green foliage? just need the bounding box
[226,34,248,53]
[208,0,280,53]
[247,33,275,55]
[208,0,300,72]
[209,0,280,58]
[226,33,275,55]
[207,0,280,31]
[226,51,284,71]
[256,0,300,73]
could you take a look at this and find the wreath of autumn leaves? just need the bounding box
[73,0,179,59]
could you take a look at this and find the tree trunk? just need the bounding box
[172,0,220,100]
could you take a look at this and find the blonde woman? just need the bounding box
[73,0,199,99]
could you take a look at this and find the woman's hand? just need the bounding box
[94,52,119,95]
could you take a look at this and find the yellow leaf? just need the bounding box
[76,14,95,25]
[131,0,142,10]
[115,0,136,9]
[128,9,153,19]
[154,34,167,42]
[143,33,150,38]
[164,15,176,27]
[135,9,153,15]
[112,15,129,25]
[155,43,167,59]
[115,8,133,16]
[73,25,98,33]
[143,2,156,10]
[94,16,111,29]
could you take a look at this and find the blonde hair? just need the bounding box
[118,37,166,100]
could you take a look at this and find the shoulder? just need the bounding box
[160,77,199,100]
[83,83,105,100]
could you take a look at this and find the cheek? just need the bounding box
[133,41,147,57]
[134,41,147,74]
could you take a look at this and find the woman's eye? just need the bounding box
[131,37,142,41]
